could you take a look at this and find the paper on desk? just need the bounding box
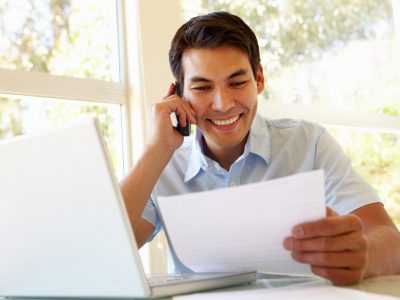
[157,170,325,276]
[173,283,399,300]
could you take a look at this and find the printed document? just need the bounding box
[157,170,325,276]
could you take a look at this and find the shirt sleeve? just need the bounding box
[314,129,381,215]
[140,194,162,242]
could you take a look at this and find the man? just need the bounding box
[121,11,400,285]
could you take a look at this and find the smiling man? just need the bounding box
[180,46,263,170]
[121,11,400,285]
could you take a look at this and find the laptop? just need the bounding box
[0,118,257,299]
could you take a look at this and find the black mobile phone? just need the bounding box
[174,81,191,136]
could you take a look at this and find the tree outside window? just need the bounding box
[0,0,123,177]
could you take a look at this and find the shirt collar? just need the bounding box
[246,113,271,164]
[184,127,207,182]
[184,113,271,183]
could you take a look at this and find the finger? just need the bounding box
[164,83,176,99]
[155,96,196,125]
[174,102,197,126]
[291,250,368,269]
[176,100,197,124]
[311,266,365,286]
[326,206,339,217]
[284,231,368,252]
[292,214,363,239]
[161,85,197,125]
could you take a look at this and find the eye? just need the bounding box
[191,86,211,92]
[230,81,247,88]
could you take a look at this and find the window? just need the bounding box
[0,0,125,178]
[0,0,119,81]
[329,127,400,226]
[182,0,400,227]
[0,93,124,177]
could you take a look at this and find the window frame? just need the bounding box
[258,102,400,133]
[0,68,126,104]
[0,0,139,171]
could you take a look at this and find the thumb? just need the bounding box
[326,206,339,217]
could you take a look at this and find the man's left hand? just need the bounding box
[283,207,369,285]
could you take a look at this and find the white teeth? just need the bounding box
[212,115,239,126]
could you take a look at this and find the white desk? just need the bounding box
[259,272,400,297]
[172,273,400,299]
[349,275,400,297]
[1,274,399,299]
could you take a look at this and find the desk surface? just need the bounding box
[268,274,400,298]
[217,273,400,298]
[350,275,400,297]
[1,274,399,299]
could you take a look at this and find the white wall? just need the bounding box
[124,0,182,274]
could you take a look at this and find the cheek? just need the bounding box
[188,96,210,117]
[238,89,258,110]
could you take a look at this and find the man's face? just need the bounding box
[181,46,264,156]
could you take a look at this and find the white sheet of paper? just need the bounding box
[173,283,399,300]
[157,170,325,276]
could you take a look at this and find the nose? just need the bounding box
[211,88,235,112]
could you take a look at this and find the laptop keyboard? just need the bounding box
[147,274,187,286]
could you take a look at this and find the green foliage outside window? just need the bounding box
[329,127,400,227]
[0,0,122,175]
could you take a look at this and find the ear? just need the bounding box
[255,64,265,94]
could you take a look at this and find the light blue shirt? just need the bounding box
[142,113,379,272]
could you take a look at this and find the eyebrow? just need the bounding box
[188,68,249,83]
[227,69,248,80]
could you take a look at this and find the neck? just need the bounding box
[202,135,248,171]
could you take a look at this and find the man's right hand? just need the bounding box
[120,84,196,244]
[148,83,197,155]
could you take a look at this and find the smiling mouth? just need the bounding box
[210,115,240,126]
